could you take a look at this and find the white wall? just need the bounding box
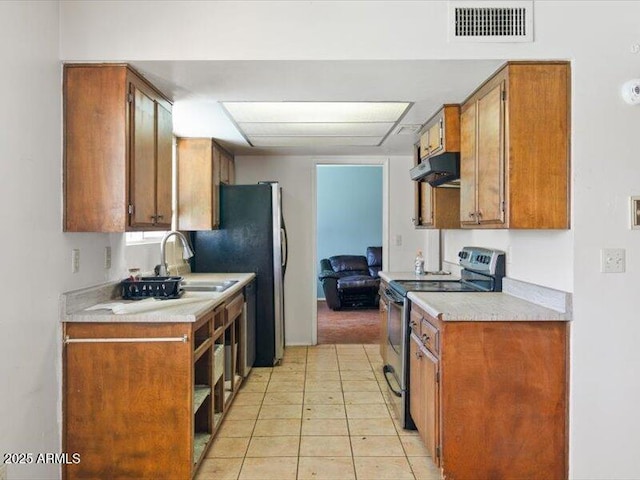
[40,0,640,477]
[235,155,425,345]
[0,4,165,479]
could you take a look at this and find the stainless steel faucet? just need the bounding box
[158,231,194,276]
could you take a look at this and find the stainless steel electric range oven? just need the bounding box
[381,246,506,429]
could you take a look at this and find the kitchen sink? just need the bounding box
[181,280,238,292]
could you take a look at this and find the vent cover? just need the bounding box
[448,1,533,42]
[394,124,422,135]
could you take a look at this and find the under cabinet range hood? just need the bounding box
[410,152,460,187]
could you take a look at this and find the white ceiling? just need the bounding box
[131,59,504,156]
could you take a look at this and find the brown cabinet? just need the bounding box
[63,294,246,480]
[408,301,569,479]
[418,104,460,160]
[409,329,440,465]
[460,62,570,229]
[64,64,173,232]
[414,106,461,229]
[177,138,235,231]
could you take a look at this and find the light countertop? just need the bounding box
[408,291,571,322]
[62,273,255,323]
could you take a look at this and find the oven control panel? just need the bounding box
[458,247,506,276]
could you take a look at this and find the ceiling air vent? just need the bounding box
[448,1,533,43]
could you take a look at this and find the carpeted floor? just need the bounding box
[317,301,380,344]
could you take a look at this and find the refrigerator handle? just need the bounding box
[281,227,288,274]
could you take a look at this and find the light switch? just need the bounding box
[601,248,625,273]
[394,234,403,246]
[105,246,112,269]
[72,249,80,273]
[630,196,640,229]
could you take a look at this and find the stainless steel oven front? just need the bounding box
[381,286,411,428]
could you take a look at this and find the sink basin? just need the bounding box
[181,280,238,292]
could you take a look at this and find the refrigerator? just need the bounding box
[191,182,287,367]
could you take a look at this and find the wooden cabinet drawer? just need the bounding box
[420,319,439,355]
[225,293,244,324]
[409,309,422,335]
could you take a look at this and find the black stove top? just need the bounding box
[391,280,480,293]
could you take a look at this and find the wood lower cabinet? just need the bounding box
[409,332,440,464]
[177,138,235,231]
[460,61,570,229]
[63,293,246,480]
[64,64,172,232]
[408,302,569,479]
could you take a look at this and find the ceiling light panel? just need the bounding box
[240,122,395,136]
[250,136,383,147]
[223,102,410,123]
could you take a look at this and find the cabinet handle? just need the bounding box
[150,215,157,221]
[476,211,483,218]
[410,320,418,328]
[415,351,422,359]
[422,334,430,343]
[156,215,164,220]
[468,212,476,218]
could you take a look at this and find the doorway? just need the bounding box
[315,164,384,344]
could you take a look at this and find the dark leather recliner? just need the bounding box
[318,247,382,310]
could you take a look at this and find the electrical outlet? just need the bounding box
[601,248,626,273]
[105,246,112,269]
[72,248,80,273]
[394,234,403,246]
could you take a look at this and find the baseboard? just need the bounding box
[285,342,314,346]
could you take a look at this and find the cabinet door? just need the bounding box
[427,119,443,156]
[409,334,424,433]
[212,145,221,228]
[220,150,231,185]
[460,103,477,226]
[130,84,157,228]
[177,138,217,231]
[155,102,173,228]
[418,182,434,227]
[420,342,440,465]
[476,81,505,225]
[419,130,430,159]
[64,323,192,479]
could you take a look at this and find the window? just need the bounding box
[125,231,168,245]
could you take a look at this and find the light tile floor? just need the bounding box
[195,344,442,480]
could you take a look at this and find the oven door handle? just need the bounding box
[382,365,402,397]
[384,288,404,304]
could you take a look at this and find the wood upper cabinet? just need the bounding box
[419,104,460,160]
[219,149,235,185]
[177,138,235,231]
[64,64,173,232]
[413,143,461,230]
[408,302,569,479]
[460,62,570,228]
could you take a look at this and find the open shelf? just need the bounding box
[193,432,211,465]
[194,385,211,413]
